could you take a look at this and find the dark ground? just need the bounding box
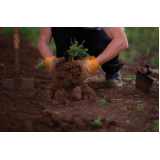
[0,35,159,132]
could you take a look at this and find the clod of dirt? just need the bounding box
[54,89,70,104]
[53,83,96,103]
[56,61,81,89]
[70,86,82,101]
[81,83,96,101]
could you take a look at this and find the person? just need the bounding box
[38,27,128,87]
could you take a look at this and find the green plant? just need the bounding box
[152,120,159,132]
[54,112,61,115]
[136,104,145,111]
[91,117,103,126]
[108,114,115,120]
[97,99,106,106]
[130,75,136,82]
[119,106,127,112]
[64,40,90,62]
[36,59,46,69]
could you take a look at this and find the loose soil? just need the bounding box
[52,61,96,104]
[0,35,159,132]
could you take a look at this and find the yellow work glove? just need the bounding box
[44,56,65,77]
[75,57,100,84]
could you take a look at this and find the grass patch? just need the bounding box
[119,27,159,64]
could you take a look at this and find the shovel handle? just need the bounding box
[13,27,20,86]
[140,67,159,75]
[14,27,20,49]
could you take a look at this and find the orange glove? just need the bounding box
[44,56,65,77]
[76,57,100,84]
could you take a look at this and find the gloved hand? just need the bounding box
[44,56,65,77]
[75,57,100,84]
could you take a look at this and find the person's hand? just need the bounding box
[50,57,65,77]
[74,57,100,84]
[44,56,65,78]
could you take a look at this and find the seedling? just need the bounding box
[119,106,127,112]
[36,59,46,69]
[152,120,159,132]
[64,40,90,62]
[97,99,106,106]
[108,114,115,120]
[130,75,136,82]
[91,117,103,126]
[54,112,61,115]
[136,104,145,111]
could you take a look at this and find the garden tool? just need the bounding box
[136,64,159,93]
[2,27,34,89]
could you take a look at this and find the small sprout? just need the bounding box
[108,114,115,120]
[97,99,106,106]
[119,106,127,112]
[91,117,103,126]
[152,120,159,132]
[136,104,145,111]
[54,112,61,115]
[36,59,46,69]
[130,75,136,82]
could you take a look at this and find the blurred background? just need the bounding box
[0,27,159,69]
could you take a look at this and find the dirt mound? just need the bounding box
[52,60,96,104]
[53,83,96,104]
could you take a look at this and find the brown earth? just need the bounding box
[52,61,96,104]
[0,35,159,132]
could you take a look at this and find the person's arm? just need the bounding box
[96,27,128,65]
[38,27,54,59]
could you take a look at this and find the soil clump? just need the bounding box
[52,61,96,104]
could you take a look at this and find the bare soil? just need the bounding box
[0,35,159,132]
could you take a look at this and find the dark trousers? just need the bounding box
[51,27,123,75]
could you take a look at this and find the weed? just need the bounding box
[119,106,127,112]
[64,39,90,62]
[36,59,46,69]
[108,114,115,120]
[54,112,61,115]
[130,75,136,82]
[91,117,103,126]
[97,99,106,106]
[136,104,145,111]
[152,120,159,132]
